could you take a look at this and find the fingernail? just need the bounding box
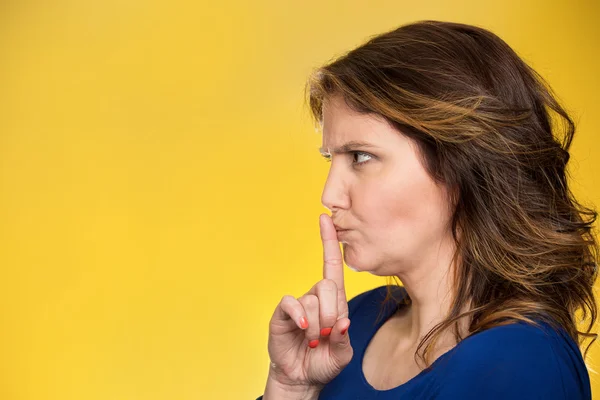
[300,317,308,329]
[320,327,332,337]
[308,339,320,348]
[341,322,350,335]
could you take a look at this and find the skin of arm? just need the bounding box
[262,366,323,400]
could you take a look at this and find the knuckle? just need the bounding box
[299,294,319,307]
[280,295,294,304]
[318,279,338,291]
[322,311,338,322]
[325,258,343,267]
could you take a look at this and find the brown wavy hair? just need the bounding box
[304,20,599,368]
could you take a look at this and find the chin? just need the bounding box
[343,245,381,274]
[342,247,361,272]
[346,264,360,272]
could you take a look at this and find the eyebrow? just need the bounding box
[318,140,378,156]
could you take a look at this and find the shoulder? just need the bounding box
[437,320,591,399]
[453,320,562,357]
[347,285,405,318]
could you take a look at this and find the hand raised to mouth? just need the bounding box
[265,213,353,392]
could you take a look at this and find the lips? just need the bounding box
[336,229,350,240]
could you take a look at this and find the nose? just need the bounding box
[321,166,351,212]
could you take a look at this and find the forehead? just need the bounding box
[321,96,391,147]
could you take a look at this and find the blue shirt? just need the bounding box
[258,285,591,399]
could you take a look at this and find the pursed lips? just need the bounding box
[335,227,351,238]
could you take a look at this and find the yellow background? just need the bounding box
[0,1,598,399]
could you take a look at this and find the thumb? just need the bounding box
[330,318,353,364]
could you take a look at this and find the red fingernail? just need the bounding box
[321,327,332,337]
[300,317,308,329]
[341,326,348,335]
[308,339,320,348]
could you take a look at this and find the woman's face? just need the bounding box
[320,95,455,276]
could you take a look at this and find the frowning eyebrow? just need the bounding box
[318,140,378,156]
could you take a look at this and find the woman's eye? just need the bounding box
[321,151,373,166]
[353,152,372,166]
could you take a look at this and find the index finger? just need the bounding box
[319,213,348,316]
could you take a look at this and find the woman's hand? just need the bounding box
[266,213,353,391]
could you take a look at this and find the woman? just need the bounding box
[257,20,598,399]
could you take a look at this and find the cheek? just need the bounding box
[354,175,449,240]
[352,181,409,232]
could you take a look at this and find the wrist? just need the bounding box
[263,367,323,400]
[263,378,321,400]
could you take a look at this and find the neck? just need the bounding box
[393,235,463,351]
